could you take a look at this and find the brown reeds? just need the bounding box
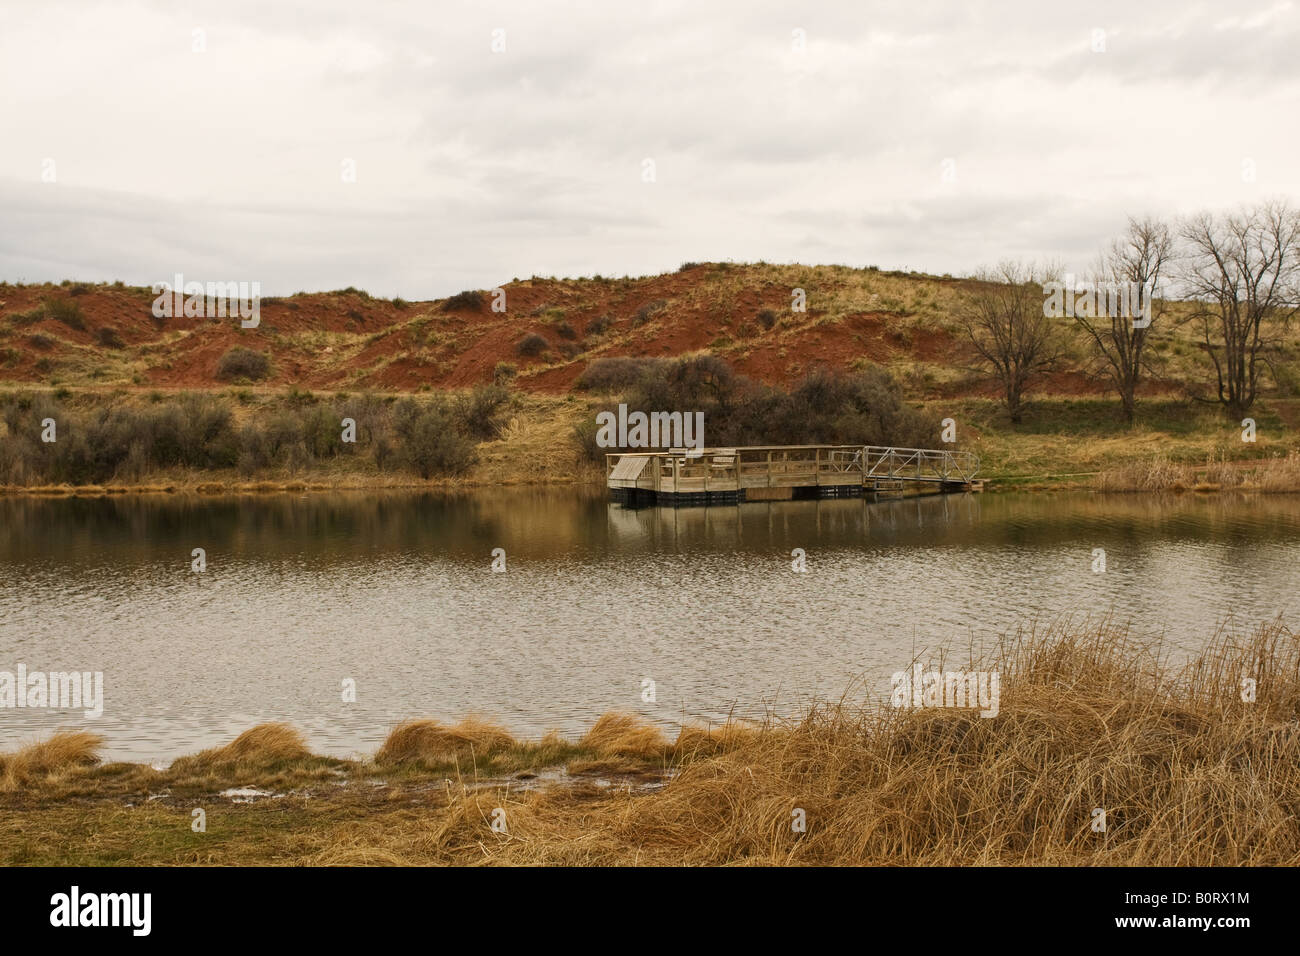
[4,621,1299,865]
[329,619,1300,865]
[1097,452,1300,493]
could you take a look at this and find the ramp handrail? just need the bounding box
[860,446,980,482]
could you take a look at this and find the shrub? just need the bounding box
[631,354,736,414]
[585,314,612,337]
[96,326,125,349]
[493,362,517,385]
[12,307,46,326]
[633,299,667,326]
[453,384,510,440]
[285,385,317,407]
[757,309,777,330]
[772,365,940,447]
[264,410,315,469]
[580,354,937,450]
[0,391,242,484]
[173,393,240,468]
[0,386,499,485]
[516,333,549,357]
[443,290,484,311]
[394,400,477,478]
[215,347,270,382]
[571,416,607,464]
[42,298,85,331]
[27,333,54,350]
[576,356,665,392]
[300,405,341,459]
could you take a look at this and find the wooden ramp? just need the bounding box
[608,455,650,482]
[607,444,983,506]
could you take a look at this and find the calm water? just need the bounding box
[2,489,1298,762]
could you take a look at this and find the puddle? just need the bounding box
[219,787,274,803]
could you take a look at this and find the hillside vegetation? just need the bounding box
[2,264,1298,490]
[6,264,1293,400]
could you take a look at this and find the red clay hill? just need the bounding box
[0,263,1098,398]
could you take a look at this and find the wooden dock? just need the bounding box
[607,445,983,506]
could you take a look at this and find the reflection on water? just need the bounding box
[2,489,1298,761]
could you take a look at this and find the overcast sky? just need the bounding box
[1,0,1297,297]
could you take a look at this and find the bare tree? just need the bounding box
[1074,216,1174,422]
[960,261,1064,424]
[1180,201,1300,419]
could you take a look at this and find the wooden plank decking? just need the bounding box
[607,444,983,505]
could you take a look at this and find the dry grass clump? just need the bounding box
[673,720,763,758]
[1095,457,1190,492]
[170,723,309,772]
[0,730,103,790]
[375,716,517,767]
[1254,451,1300,492]
[579,712,672,759]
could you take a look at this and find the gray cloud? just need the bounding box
[1,0,1296,296]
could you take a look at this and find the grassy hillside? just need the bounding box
[2,264,1298,491]
[5,264,1292,401]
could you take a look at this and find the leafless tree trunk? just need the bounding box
[1180,201,1300,419]
[960,261,1064,424]
[1074,217,1173,422]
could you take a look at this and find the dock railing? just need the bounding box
[857,446,981,483]
[607,444,981,495]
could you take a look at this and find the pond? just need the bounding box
[1,488,1296,762]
